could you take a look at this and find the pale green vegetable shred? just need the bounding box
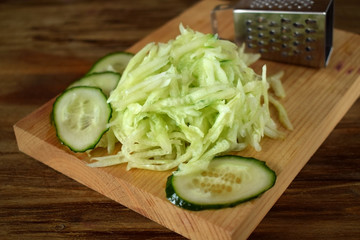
[89,24,292,175]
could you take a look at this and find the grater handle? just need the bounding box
[211,4,234,39]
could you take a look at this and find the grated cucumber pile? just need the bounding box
[89,24,292,175]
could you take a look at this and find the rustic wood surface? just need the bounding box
[1,0,359,239]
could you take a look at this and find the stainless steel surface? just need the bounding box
[212,0,334,67]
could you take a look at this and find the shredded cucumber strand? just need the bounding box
[88,152,126,167]
[89,24,292,174]
[268,71,286,98]
[269,95,294,130]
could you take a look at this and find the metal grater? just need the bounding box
[212,0,334,67]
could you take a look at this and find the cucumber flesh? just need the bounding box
[87,52,134,74]
[166,155,276,211]
[68,72,120,97]
[53,86,112,152]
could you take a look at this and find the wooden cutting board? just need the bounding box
[14,1,360,239]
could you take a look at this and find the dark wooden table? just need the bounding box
[1,0,359,239]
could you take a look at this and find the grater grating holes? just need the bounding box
[229,0,334,67]
[250,0,315,10]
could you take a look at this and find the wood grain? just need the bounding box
[12,0,360,239]
[2,0,360,239]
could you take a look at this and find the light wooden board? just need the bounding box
[14,1,360,239]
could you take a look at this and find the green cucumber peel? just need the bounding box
[166,155,276,211]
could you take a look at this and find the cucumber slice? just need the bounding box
[52,86,112,152]
[87,51,134,74]
[166,155,276,211]
[68,72,120,97]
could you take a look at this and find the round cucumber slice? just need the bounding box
[52,86,112,152]
[68,72,120,97]
[87,51,134,74]
[166,155,276,211]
